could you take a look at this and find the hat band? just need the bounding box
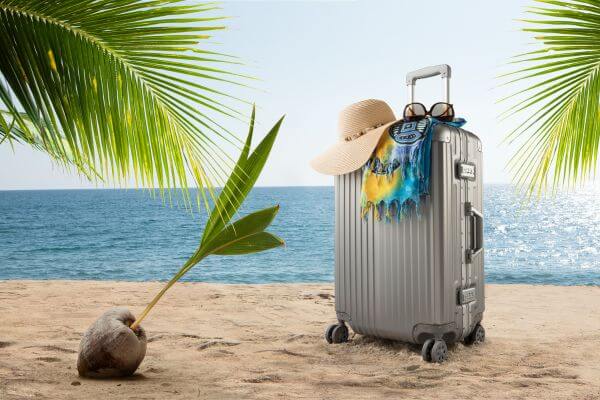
[344,122,385,142]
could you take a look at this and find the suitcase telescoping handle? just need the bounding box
[405,64,451,104]
[466,202,483,264]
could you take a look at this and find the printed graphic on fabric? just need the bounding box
[361,117,466,221]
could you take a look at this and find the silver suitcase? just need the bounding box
[325,65,485,363]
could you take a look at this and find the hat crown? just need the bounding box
[338,99,395,142]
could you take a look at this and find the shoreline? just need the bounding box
[2,279,599,287]
[1,281,599,399]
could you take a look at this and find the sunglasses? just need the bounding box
[403,102,455,122]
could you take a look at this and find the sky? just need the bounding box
[0,0,538,189]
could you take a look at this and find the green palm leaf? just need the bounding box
[212,231,284,256]
[501,0,600,196]
[0,0,249,202]
[201,205,282,256]
[202,106,284,243]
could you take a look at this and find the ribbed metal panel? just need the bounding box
[334,125,484,344]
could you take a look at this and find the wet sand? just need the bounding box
[0,281,599,399]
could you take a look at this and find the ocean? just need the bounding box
[0,185,598,285]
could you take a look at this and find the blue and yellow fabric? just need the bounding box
[361,117,466,220]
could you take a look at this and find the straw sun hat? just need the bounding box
[310,99,397,175]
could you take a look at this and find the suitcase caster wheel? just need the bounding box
[429,340,448,363]
[325,324,337,344]
[330,324,349,344]
[421,339,435,362]
[464,324,485,346]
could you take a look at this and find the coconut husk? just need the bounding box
[77,307,146,378]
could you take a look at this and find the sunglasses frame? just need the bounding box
[403,102,455,122]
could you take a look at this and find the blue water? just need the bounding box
[0,185,598,285]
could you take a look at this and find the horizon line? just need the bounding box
[0,183,515,191]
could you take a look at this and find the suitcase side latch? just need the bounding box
[457,162,476,181]
[459,287,477,305]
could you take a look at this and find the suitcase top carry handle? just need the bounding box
[406,64,451,104]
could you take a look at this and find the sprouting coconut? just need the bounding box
[77,308,146,378]
[77,109,285,378]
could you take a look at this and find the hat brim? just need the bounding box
[310,120,396,175]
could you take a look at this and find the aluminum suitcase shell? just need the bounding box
[334,124,484,344]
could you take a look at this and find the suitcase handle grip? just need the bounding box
[406,64,451,104]
[466,202,483,264]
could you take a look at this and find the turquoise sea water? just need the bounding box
[0,185,599,285]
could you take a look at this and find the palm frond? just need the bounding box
[0,109,100,179]
[501,0,600,196]
[0,0,250,204]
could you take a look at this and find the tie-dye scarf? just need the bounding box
[361,117,466,220]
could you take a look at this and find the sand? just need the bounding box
[0,281,599,399]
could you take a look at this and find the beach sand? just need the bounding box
[0,281,599,399]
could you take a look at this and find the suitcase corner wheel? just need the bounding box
[421,323,486,363]
[325,322,349,344]
[421,339,447,363]
[463,323,486,346]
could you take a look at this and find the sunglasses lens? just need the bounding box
[430,103,454,120]
[404,103,427,121]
